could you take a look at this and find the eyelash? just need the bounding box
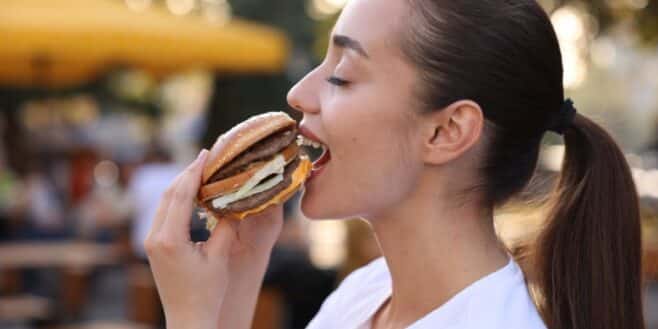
[326,76,349,87]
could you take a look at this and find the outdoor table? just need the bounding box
[0,241,121,319]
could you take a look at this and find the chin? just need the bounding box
[299,192,334,220]
[299,189,364,220]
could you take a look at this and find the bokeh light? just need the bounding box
[125,0,152,12]
[307,0,347,20]
[308,220,347,269]
[540,144,565,171]
[551,6,589,89]
[94,160,120,188]
[591,37,618,68]
[628,0,649,10]
[166,0,196,16]
[202,0,232,25]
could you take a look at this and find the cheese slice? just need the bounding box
[211,174,283,209]
[211,154,286,209]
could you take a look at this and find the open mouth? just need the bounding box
[297,135,331,172]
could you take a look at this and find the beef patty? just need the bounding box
[209,157,301,214]
[208,127,297,183]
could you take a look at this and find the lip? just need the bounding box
[298,125,327,146]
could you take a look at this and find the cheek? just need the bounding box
[353,135,418,201]
[331,89,413,170]
[328,108,419,213]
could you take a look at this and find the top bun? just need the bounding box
[201,111,296,184]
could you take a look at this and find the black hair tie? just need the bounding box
[546,98,577,135]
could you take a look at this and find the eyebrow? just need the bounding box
[332,34,370,59]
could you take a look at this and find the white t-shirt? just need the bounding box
[307,256,546,329]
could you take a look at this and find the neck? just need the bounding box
[368,175,509,327]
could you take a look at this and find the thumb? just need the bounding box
[205,217,237,257]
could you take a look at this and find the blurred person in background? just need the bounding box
[144,1,645,329]
[14,158,68,240]
[127,142,182,260]
[76,157,133,243]
[7,154,69,299]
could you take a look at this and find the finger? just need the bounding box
[205,217,237,258]
[160,149,209,242]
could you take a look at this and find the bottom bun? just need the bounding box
[204,155,312,230]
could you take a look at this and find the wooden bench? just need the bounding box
[48,321,152,329]
[0,294,51,321]
[127,264,160,326]
[126,263,284,329]
[0,241,121,317]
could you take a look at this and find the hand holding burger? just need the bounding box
[145,111,315,329]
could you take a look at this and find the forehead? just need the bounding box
[331,0,407,59]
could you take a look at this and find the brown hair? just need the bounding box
[400,1,645,328]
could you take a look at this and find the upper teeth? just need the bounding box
[297,135,324,149]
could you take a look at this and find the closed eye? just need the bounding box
[326,76,349,87]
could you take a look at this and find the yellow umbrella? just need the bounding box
[0,0,290,88]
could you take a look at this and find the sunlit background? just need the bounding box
[1,0,658,328]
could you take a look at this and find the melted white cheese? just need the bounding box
[211,154,286,209]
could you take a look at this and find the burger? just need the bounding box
[197,111,313,230]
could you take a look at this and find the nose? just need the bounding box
[286,67,321,115]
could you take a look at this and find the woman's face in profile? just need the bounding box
[287,0,426,221]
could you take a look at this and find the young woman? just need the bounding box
[144,0,645,328]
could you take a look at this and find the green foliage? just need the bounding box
[229,0,316,48]
[312,12,339,60]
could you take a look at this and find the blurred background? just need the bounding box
[0,0,657,328]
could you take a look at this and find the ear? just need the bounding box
[421,100,484,165]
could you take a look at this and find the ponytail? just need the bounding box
[535,114,645,329]
[398,1,646,326]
